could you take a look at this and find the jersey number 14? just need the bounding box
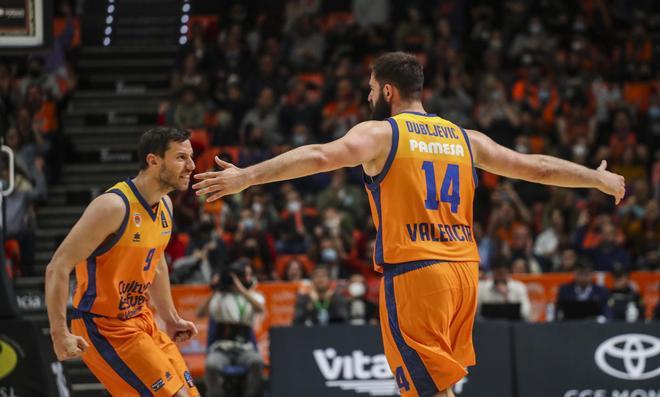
[422,161,460,213]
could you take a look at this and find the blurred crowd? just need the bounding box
[163,0,659,304]
[1,1,80,277]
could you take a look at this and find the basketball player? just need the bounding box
[193,53,625,397]
[45,127,200,397]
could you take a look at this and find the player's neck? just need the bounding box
[392,100,427,116]
[131,173,166,206]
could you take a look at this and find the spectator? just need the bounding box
[608,267,644,322]
[346,274,378,325]
[199,259,265,397]
[576,220,631,272]
[533,208,568,271]
[478,259,531,321]
[173,86,206,129]
[556,263,610,321]
[15,56,61,100]
[293,265,348,326]
[428,70,473,128]
[239,87,280,145]
[171,53,209,94]
[316,169,366,223]
[2,154,47,276]
[555,248,579,273]
[282,258,309,283]
[25,83,59,136]
[275,188,319,254]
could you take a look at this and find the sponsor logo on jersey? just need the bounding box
[133,213,142,227]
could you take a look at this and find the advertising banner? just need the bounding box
[269,323,513,397]
[514,322,660,397]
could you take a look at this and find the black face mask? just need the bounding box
[28,68,41,78]
[244,247,258,258]
[371,89,392,120]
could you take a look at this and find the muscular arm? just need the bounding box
[193,120,391,201]
[45,193,125,359]
[467,129,625,203]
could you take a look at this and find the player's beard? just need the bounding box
[159,163,186,192]
[370,90,392,120]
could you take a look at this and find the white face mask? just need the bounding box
[287,200,301,213]
[348,282,366,298]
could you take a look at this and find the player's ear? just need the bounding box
[146,153,159,168]
[383,83,393,102]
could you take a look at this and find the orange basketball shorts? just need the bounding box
[379,260,479,396]
[70,309,200,397]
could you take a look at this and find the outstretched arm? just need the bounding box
[193,120,391,202]
[467,129,625,204]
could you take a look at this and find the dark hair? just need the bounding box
[371,52,424,100]
[137,127,191,170]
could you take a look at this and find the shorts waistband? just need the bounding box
[71,308,106,319]
[381,259,441,277]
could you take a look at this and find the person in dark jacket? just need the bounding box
[556,262,611,320]
[294,265,348,326]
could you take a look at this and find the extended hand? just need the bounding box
[596,160,625,205]
[166,317,199,343]
[193,157,249,202]
[52,331,89,361]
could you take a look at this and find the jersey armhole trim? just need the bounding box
[91,189,130,257]
[161,196,173,220]
[459,127,479,188]
[364,118,399,191]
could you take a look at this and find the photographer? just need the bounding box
[198,258,265,397]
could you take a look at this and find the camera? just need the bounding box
[214,258,253,292]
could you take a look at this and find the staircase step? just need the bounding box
[65,124,148,135]
[68,101,159,113]
[75,89,169,99]
[80,45,177,56]
[63,163,139,174]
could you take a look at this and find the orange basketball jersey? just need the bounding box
[73,179,173,319]
[365,112,480,270]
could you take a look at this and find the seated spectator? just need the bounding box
[314,236,350,280]
[316,169,366,222]
[576,220,631,272]
[275,188,319,254]
[554,248,578,272]
[239,87,280,145]
[428,70,473,128]
[2,154,47,276]
[478,259,531,321]
[171,53,209,94]
[199,258,265,397]
[346,274,378,325]
[321,78,360,141]
[282,258,309,283]
[293,265,348,326]
[173,86,206,129]
[556,263,610,321]
[15,56,61,100]
[279,78,320,139]
[25,83,59,136]
[608,267,645,322]
[533,208,568,270]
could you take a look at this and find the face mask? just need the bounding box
[292,134,306,146]
[321,248,338,263]
[243,246,258,257]
[241,218,256,231]
[348,282,366,298]
[573,144,587,157]
[28,68,41,78]
[287,200,302,213]
[529,23,542,35]
[649,106,660,119]
[252,202,263,214]
[539,89,550,102]
[515,143,529,154]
